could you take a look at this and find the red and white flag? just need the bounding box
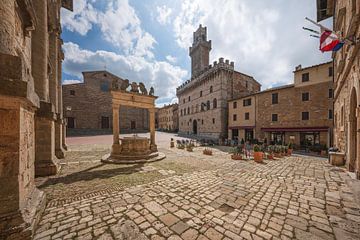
[320,28,344,52]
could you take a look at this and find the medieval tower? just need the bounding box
[189,25,212,77]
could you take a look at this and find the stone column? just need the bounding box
[55,42,65,159]
[111,104,121,155]
[0,2,46,238]
[149,107,157,151]
[357,107,360,179]
[32,0,58,176]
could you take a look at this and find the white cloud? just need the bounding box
[156,5,173,25]
[172,0,331,88]
[166,55,177,63]
[61,0,156,58]
[63,79,83,85]
[62,42,187,101]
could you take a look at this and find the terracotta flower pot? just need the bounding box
[253,152,263,163]
[267,154,274,160]
[287,149,293,156]
[231,154,243,160]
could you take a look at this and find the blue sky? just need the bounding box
[60,0,332,106]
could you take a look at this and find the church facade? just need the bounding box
[176,25,261,139]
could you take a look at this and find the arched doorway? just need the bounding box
[193,120,197,135]
[349,88,357,172]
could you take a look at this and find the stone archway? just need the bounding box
[193,120,198,135]
[349,88,357,172]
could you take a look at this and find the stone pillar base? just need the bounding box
[35,160,58,177]
[55,118,65,159]
[0,187,46,239]
[150,144,158,152]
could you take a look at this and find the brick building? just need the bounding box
[158,103,179,132]
[176,25,261,139]
[316,0,360,178]
[0,0,72,238]
[63,71,149,134]
[229,62,334,149]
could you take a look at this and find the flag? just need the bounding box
[320,29,344,52]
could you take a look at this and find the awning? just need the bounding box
[229,126,255,130]
[261,127,329,132]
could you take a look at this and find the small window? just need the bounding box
[245,112,250,120]
[272,114,278,122]
[201,103,204,111]
[188,96,191,101]
[206,101,210,110]
[202,119,204,125]
[200,91,202,97]
[187,107,190,114]
[302,92,309,101]
[67,117,75,128]
[302,73,309,82]
[183,99,185,104]
[329,67,333,77]
[100,82,109,92]
[180,109,183,116]
[272,93,278,104]
[233,101,237,109]
[328,89,333,98]
[212,118,215,124]
[328,109,333,119]
[213,98,217,108]
[210,86,213,93]
[101,116,110,129]
[243,98,252,106]
[302,112,309,120]
[233,114,237,121]
[70,90,75,96]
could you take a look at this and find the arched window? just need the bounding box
[180,109,183,116]
[184,109,186,115]
[210,86,213,93]
[187,107,190,114]
[213,98,217,108]
[201,103,204,111]
[206,101,210,110]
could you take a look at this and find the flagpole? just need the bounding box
[305,17,333,32]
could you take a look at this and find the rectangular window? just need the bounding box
[328,109,333,119]
[328,89,333,98]
[101,116,110,129]
[272,93,278,104]
[233,101,237,109]
[70,90,75,96]
[302,73,309,82]
[212,118,215,124]
[233,114,237,121]
[100,82,109,92]
[329,67,333,77]
[188,96,191,101]
[200,91,202,97]
[245,112,250,120]
[302,112,309,120]
[243,98,252,106]
[272,114,278,122]
[302,92,310,101]
[131,120,136,129]
[67,117,75,128]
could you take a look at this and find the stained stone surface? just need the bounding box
[34,134,360,240]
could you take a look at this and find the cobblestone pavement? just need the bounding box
[34,133,360,240]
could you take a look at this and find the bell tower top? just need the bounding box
[189,24,212,77]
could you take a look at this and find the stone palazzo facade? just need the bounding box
[229,62,334,149]
[0,0,72,238]
[177,25,261,139]
[63,71,149,135]
[157,103,179,132]
[316,0,360,178]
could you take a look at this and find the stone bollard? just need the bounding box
[170,138,175,148]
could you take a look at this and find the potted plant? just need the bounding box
[274,145,282,158]
[266,145,274,160]
[253,144,263,163]
[177,143,185,149]
[287,143,293,155]
[186,143,194,152]
[231,145,244,160]
[203,148,213,155]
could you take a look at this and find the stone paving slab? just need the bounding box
[34,154,360,240]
